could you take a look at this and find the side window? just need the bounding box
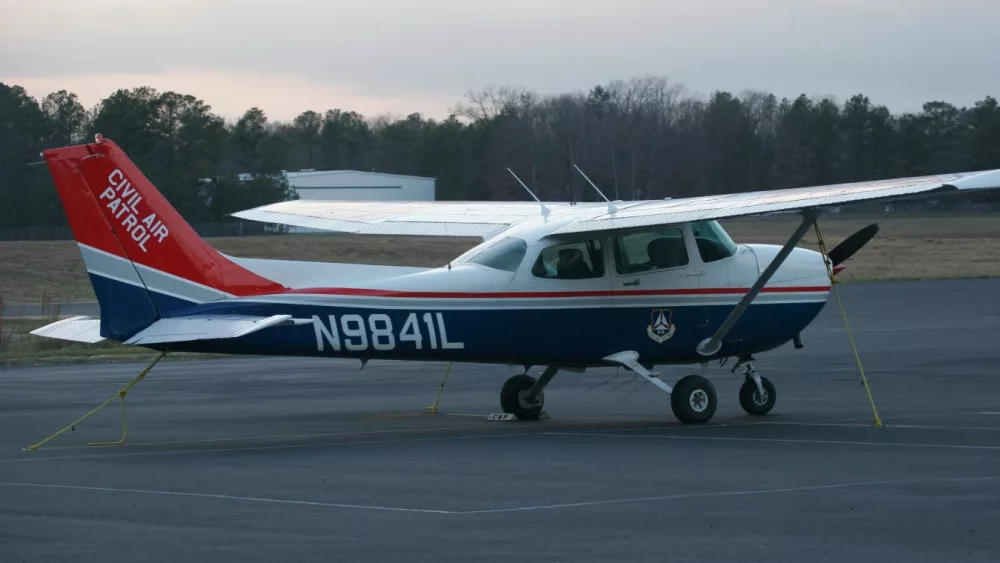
[531,240,604,280]
[613,228,689,275]
[465,237,527,272]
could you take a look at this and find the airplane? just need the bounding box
[29,134,1000,430]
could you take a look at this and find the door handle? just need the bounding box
[683,270,705,277]
[622,279,640,287]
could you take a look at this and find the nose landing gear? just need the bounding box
[734,356,776,416]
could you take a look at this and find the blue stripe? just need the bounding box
[88,275,827,366]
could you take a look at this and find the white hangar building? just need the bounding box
[283,170,436,202]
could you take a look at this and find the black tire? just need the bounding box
[739,376,776,416]
[500,374,543,420]
[670,375,717,424]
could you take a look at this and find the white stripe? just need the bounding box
[78,243,229,303]
[0,482,455,515]
[546,431,1000,451]
[85,269,147,291]
[88,271,200,305]
[78,244,144,285]
[133,264,231,302]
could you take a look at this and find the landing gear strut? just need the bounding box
[602,352,720,425]
[500,366,558,420]
[735,357,776,416]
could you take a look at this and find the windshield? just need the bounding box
[463,237,527,272]
[690,220,737,263]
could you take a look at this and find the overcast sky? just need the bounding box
[2,0,998,122]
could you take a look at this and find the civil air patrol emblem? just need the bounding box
[647,309,676,343]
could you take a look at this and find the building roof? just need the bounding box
[282,170,435,181]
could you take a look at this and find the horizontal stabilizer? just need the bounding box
[30,316,106,344]
[124,314,309,346]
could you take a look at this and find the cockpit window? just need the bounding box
[690,220,737,263]
[531,239,604,279]
[464,237,527,272]
[613,228,689,274]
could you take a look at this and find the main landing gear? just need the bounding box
[500,366,558,420]
[669,374,717,424]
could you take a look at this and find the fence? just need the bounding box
[0,221,290,242]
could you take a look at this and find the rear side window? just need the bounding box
[531,240,604,279]
[612,228,689,274]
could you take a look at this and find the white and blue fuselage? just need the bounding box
[85,214,831,368]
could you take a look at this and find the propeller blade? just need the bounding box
[827,223,879,267]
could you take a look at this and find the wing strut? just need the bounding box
[696,209,821,357]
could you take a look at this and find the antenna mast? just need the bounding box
[507,168,550,217]
[573,164,617,213]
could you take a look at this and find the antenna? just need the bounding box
[507,168,550,217]
[573,164,617,213]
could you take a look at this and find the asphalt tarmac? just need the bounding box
[1,279,999,562]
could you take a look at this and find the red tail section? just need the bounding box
[43,137,286,299]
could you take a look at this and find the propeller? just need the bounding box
[826,223,880,267]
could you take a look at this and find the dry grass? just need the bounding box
[1,214,997,304]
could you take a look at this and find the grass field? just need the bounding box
[2,214,998,305]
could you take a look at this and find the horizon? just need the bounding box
[3,0,999,122]
[5,74,998,125]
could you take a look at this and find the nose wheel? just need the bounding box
[736,359,776,416]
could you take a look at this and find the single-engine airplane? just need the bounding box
[31,135,1000,426]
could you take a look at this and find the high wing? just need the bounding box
[231,200,591,238]
[550,170,1000,234]
[232,170,1000,236]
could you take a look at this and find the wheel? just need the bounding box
[739,376,776,415]
[500,374,543,420]
[670,375,717,424]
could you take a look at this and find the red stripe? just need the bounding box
[269,285,831,299]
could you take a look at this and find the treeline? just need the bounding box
[2,76,999,230]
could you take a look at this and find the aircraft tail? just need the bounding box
[42,135,286,341]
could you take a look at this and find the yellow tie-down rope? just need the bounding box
[24,351,166,450]
[813,222,882,428]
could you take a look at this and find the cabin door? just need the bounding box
[609,225,709,360]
